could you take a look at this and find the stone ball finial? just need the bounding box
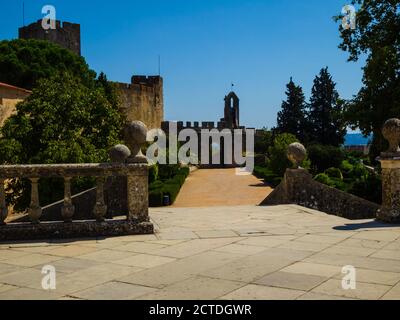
[109,144,131,163]
[287,142,307,169]
[124,121,148,164]
[382,118,400,153]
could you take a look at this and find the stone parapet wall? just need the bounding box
[0,220,153,241]
[261,169,380,220]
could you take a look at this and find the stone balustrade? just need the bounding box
[0,121,154,240]
[0,163,149,224]
[0,162,152,240]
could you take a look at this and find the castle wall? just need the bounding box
[161,121,252,168]
[0,83,31,127]
[19,20,81,56]
[117,76,164,130]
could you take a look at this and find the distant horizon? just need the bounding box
[344,133,372,146]
[0,0,365,129]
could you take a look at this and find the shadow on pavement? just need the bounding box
[333,220,400,231]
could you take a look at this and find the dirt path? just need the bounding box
[172,168,273,208]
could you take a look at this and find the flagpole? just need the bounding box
[158,55,161,76]
[22,1,25,26]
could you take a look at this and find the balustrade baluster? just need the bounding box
[61,177,75,222]
[0,179,8,225]
[28,178,42,224]
[93,177,107,222]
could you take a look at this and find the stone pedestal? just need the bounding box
[123,121,150,222]
[127,165,149,222]
[377,157,400,223]
[377,119,400,223]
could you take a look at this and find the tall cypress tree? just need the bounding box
[276,78,307,142]
[307,67,346,146]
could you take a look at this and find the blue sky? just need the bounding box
[0,0,364,129]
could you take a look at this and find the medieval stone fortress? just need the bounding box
[0,19,164,131]
[0,1,400,302]
[19,19,81,56]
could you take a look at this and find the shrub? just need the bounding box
[165,176,184,187]
[325,167,343,180]
[340,160,354,176]
[179,167,190,177]
[253,166,282,187]
[149,164,159,184]
[268,133,299,176]
[149,180,163,190]
[255,130,273,154]
[162,184,181,204]
[350,174,382,204]
[253,166,270,179]
[254,154,267,166]
[314,173,335,187]
[176,174,187,185]
[351,163,369,179]
[308,144,345,173]
[148,166,191,207]
[158,164,180,180]
[149,189,164,207]
[272,176,283,187]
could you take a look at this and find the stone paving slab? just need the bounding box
[221,284,305,300]
[71,281,156,300]
[0,204,399,300]
[254,271,327,291]
[138,276,245,300]
[311,279,391,300]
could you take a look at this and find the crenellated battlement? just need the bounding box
[117,75,164,130]
[117,75,163,93]
[19,20,81,55]
[161,121,249,132]
[131,76,163,87]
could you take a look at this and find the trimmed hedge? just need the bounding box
[149,167,191,207]
[254,166,282,188]
[149,189,164,207]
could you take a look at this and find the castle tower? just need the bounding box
[117,76,164,130]
[19,20,81,56]
[222,91,240,129]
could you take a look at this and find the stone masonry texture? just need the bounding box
[19,20,81,56]
[117,76,164,130]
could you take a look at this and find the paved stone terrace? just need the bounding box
[172,168,273,207]
[0,205,400,300]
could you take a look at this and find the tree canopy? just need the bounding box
[276,78,308,142]
[336,0,400,160]
[0,72,122,165]
[0,72,123,209]
[0,39,96,90]
[307,67,346,147]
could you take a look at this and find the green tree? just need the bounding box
[336,0,400,161]
[276,78,307,142]
[0,39,96,90]
[268,133,299,176]
[255,128,273,155]
[0,72,123,209]
[308,144,345,173]
[306,67,346,146]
